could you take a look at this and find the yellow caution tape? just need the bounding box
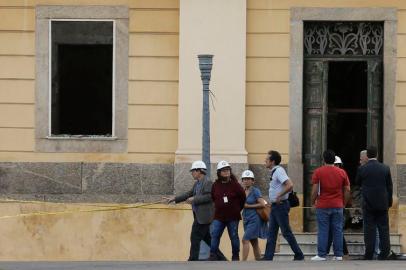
[0,198,128,208]
[0,198,398,220]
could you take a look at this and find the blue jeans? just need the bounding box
[316,208,344,257]
[374,228,380,256]
[210,219,240,258]
[264,200,304,260]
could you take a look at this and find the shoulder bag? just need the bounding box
[288,190,300,207]
[256,198,271,221]
[272,166,300,208]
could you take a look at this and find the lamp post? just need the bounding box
[198,54,213,179]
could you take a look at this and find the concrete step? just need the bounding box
[279,233,401,245]
[279,242,402,254]
[272,253,363,261]
[275,233,402,260]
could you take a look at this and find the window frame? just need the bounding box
[36,6,128,152]
[48,19,116,138]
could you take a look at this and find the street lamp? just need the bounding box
[198,54,213,179]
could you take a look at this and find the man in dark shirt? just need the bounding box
[356,146,393,260]
[164,160,226,261]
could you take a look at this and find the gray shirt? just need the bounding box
[268,166,289,202]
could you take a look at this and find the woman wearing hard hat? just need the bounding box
[209,160,246,261]
[241,170,268,261]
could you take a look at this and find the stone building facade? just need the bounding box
[0,0,405,260]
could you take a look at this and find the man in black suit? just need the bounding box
[356,146,393,260]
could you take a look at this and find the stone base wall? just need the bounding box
[0,162,250,202]
[0,162,174,203]
[398,165,406,204]
[0,162,293,205]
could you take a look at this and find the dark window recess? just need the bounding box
[51,21,113,136]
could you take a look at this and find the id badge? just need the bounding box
[223,196,228,203]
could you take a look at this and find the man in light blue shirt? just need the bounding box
[268,163,290,203]
[262,150,304,261]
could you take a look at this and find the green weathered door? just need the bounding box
[302,59,383,231]
[367,60,383,158]
[303,60,328,231]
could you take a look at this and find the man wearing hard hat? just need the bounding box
[163,161,226,261]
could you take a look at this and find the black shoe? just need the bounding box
[208,253,219,261]
[259,257,272,261]
[293,256,305,261]
[231,256,240,261]
[216,251,228,261]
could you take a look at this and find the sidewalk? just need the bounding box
[0,261,405,270]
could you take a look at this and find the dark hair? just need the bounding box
[268,150,281,165]
[323,149,335,164]
[216,170,238,183]
[198,169,207,175]
[367,145,378,159]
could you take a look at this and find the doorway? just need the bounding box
[327,61,367,184]
[302,59,383,231]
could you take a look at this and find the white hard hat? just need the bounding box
[190,160,207,171]
[334,156,343,164]
[241,170,255,179]
[217,160,230,170]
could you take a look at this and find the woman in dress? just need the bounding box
[241,170,268,261]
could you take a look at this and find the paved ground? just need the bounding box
[0,261,406,270]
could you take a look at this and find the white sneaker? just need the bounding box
[311,255,326,261]
[333,256,343,261]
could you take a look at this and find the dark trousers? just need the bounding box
[264,200,304,260]
[189,218,227,261]
[189,220,211,261]
[362,208,390,260]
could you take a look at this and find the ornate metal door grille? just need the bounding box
[304,22,383,57]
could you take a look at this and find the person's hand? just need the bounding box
[163,196,175,204]
[186,197,194,204]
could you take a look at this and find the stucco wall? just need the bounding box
[0,202,265,261]
[0,0,179,164]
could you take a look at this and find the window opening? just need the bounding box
[50,20,114,136]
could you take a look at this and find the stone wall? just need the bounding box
[398,165,406,204]
[0,162,173,203]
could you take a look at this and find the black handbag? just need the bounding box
[288,190,299,207]
[271,167,300,208]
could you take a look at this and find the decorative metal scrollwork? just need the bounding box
[304,22,383,56]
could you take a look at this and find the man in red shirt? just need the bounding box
[311,150,351,261]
